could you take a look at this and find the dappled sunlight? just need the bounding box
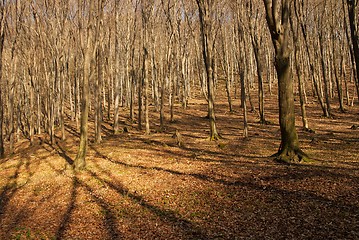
[0,82,359,239]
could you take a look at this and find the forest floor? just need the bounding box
[0,89,359,240]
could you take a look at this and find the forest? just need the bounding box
[0,0,358,239]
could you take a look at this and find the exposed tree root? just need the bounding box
[73,157,86,171]
[207,133,222,141]
[272,147,312,164]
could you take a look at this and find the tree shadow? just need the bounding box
[0,157,42,237]
[42,141,74,166]
[86,162,208,240]
[0,160,24,217]
[90,146,359,211]
[55,175,78,240]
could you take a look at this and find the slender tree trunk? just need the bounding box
[129,71,134,121]
[160,78,165,131]
[294,0,329,117]
[95,47,103,144]
[332,35,345,112]
[138,68,143,130]
[95,0,104,143]
[236,20,248,138]
[60,61,66,141]
[221,27,233,112]
[141,0,151,135]
[170,66,175,122]
[114,0,120,134]
[252,36,266,124]
[319,33,332,116]
[241,69,248,138]
[196,0,220,140]
[74,1,96,170]
[290,16,309,130]
[9,57,17,154]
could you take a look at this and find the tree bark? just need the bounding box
[290,15,309,130]
[141,0,152,135]
[0,2,4,157]
[196,0,220,140]
[74,1,96,170]
[294,0,329,117]
[113,0,121,134]
[345,0,359,100]
[263,0,307,162]
[251,36,266,124]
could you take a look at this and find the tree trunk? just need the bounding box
[95,47,103,144]
[0,5,4,157]
[141,0,151,135]
[138,68,143,130]
[221,27,233,112]
[319,33,332,116]
[291,18,309,130]
[74,1,96,170]
[114,0,120,134]
[9,56,17,155]
[263,0,307,162]
[251,36,266,124]
[294,0,329,117]
[332,34,345,112]
[95,0,104,144]
[60,60,66,141]
[196,0,220,140]
[346,0,359,100]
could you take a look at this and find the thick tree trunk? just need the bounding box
[276,54,304,161]
[263,0,307,162]
[0,9,4,157]
[346,0,359,100]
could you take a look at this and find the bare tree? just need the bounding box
[141,0,154,135]
[74,0,96,170]
[262,0,307,162]
[95,0,105,144]
[289,10,309,130]
[113,0,121,134]
[196,0,220,140]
